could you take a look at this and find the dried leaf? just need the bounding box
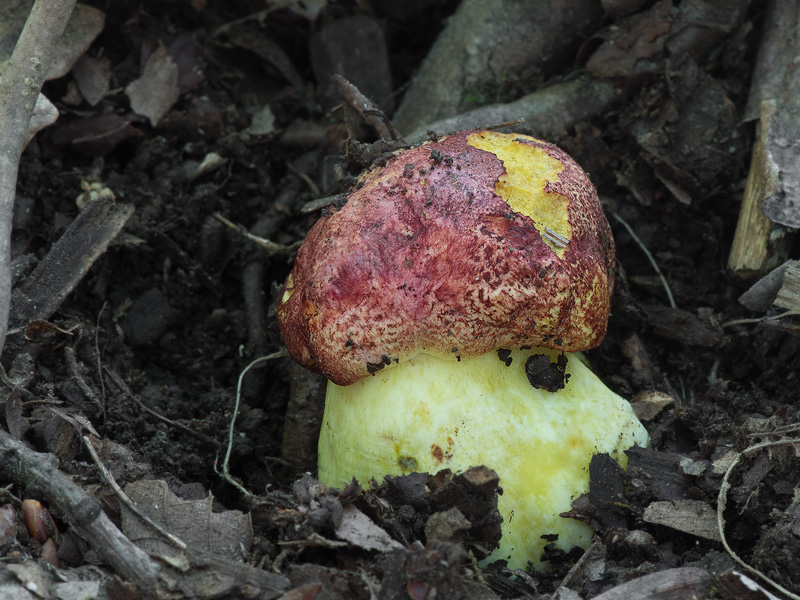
[334,504,403,552]
[0,504,16,550]
[0,1,105,80]
[125,41,180,126]
[28,92,59,144]
[48,407,100,438]
[121,480,253,560]
[71,54,111,106]
[630,390,674,422]
[4,388,28,440]
[6,561,53,600]
[24,320,78,344]
[49,4,105,79]
[49,113,142,156]
[643,500,722,542]
[168,34,206,94]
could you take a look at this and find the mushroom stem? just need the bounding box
[317,347,648,570]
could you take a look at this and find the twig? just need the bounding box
[611,211,677,309]
[286,162,320,198]
[213,212,299,256]
[0,0,78,358]
[335,75,402,142]
[64,346,104,416]
[94,302,108,419]
[721,309,800,328]
[0,426,291,597]
[103,366,219,448]
[717,437,800,600]
[0,427,160,591]
[300,193,347,214]
[215,349,288,496]
[82,434,187,552]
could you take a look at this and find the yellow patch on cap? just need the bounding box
[281,274,295,304]
[467,131,572,257]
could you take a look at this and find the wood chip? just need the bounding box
[643,499,722,542]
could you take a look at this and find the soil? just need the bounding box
[1,1,799,599]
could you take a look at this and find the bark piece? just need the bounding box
[392,0,602,135]
[591,567,711,600]
[406,76,622,144]
[647,306,725,347]
[729,0,800,275]
[738,260,793,312]
[626,446,689,501]
[10,197,134,330]
[775,261,800,312]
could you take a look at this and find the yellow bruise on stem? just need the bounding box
[318,348,649,570]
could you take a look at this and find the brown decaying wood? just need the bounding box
[392,0,602,135]
[729,0,800,277]
[775,261,800,312]
[728,103,785,278]
[9,197,133,330]
[0,427,160,592]
[405,76,622,144]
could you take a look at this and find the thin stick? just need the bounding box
[64,346,103,416]
[0,0,78,357]
[82,434,187,552]
[721,309,800,328]
[216,349,287,496]
[612,212,677,309]
[0,428,160,589]
[103,366,219,448]
[213,212,285,254]
[94,302,108,419]
[717,437,800,600]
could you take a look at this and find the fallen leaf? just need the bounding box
[334,504,403,552]
[121,480,253,560]
[168,34,206,93]
[125,41,180,126]
[49,4,105,79]
[71,54,111,106]
[48,113,142,156]
[4,388,28,440]
[0,1,105,80]
[643,499,722,542]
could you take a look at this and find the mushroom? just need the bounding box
[277,130,648,569]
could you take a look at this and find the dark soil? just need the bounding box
[2,1,799,599]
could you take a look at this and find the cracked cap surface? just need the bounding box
[278,130,615,385]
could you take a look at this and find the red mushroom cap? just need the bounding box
[277,130,615,386]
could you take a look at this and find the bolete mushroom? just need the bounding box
[277,130,648,569]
